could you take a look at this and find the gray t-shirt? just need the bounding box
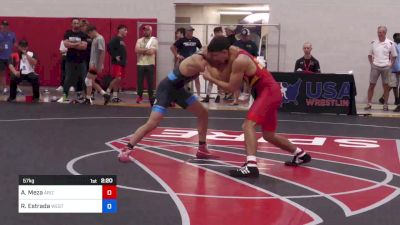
[89,34,105,71]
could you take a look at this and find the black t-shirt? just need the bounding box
[174,37,202,58]
[227,34,237,46]
[63,30,87,63]
[233,40,258,57]
[108,36,127,66]
[294,56,321,73]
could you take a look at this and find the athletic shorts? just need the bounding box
[152,77,197,115]
[0,59,8,72]
[111,64,126,78]
[246,83,282,132]
[370,64,391,85]
[389,72,400,87]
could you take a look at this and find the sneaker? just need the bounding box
[76,92,84,101]
[57,95,70,103]
[6,97,16,102]
[32,98,40,103]
[103,93,111,105]
[81,98,93,105]
[395,98,400,105]
[136,96,143,104]
[196,144,219,159]
[149,98,155,106]
[364,104,372,110]
[201,95,210,103]
[285,150,312,166]
[56,86,63,92]
[118,146,134,163]
[112,97,122,103]
[17,88,24,96]
[2,88,8,95]
[229,163,259,177]
[383,104,389,111]
[394,105,400,112]
[214,95,220,103]
[379,97,384,105]
[69,86,75,92]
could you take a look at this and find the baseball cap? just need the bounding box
[1,20,9,26]
[241,28,250,36]
[142,25,152,31]
[186,25,195,31]
[18,39,28,47]
[224,25,236,31]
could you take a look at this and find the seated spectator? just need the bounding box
[7,40,39,102]
[294,42,321,73]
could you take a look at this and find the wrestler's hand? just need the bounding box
[202,68,213,81]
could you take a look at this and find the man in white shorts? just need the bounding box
[365,26,397,111]
[392,33,400,112]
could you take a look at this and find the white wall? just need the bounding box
[268,0,400,103]
[2,0,400,103]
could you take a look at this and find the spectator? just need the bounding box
[170,25,202,96]
[233,28,258,57]
[107,24,128,103]
[58,18,88,103]
[365,26,397,111]
[392,33,400,112]
[232,28,258,105]
[294,42,321,73]
[379,32,400,107]
[135,25,158,106]
[56,40,68,92]
[173,27,186,66]
[224,26,237,45]
[83,25,110,105]
[75,18,90,100]
[0,20,16,95]
[7,40,39,102]
[202,26,224,103]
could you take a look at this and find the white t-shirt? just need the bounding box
[20,51,36,75]
[369,38,397,67]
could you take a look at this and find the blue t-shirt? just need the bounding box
[0,31,16,60]
[392,43,400,73]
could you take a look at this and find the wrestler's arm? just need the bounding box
[203,56,247,93]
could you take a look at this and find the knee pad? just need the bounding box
[85,77,92,86]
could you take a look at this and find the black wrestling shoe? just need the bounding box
[103,93,111,105]
[81,98,93,105]
[229,163,259,177]
[285,150,312,166]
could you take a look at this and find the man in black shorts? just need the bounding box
[118,52,216,162]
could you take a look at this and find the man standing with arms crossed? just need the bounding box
[135,25,158,105]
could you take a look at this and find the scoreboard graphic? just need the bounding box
[18,175,117,213]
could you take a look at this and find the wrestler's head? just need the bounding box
[207,36,231,65]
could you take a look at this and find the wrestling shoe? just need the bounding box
[229,163,259,177]
[285,149,312,166]
[196,144,219,159]
[118,146,134,163]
